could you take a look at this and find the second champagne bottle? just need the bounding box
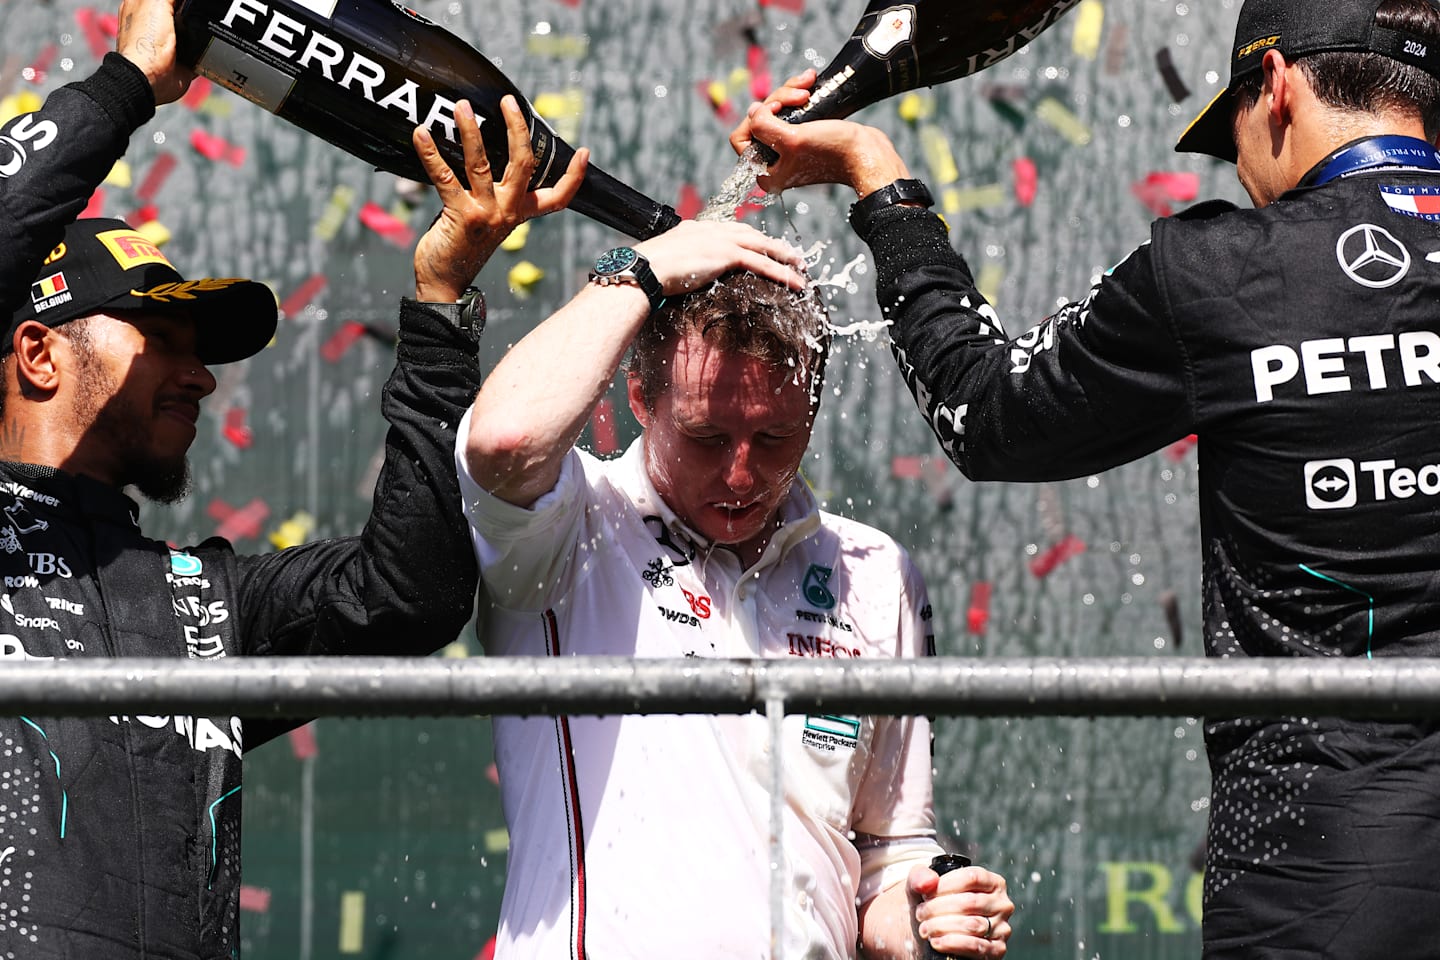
[174,0,682,240]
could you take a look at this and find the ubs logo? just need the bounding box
[1336,224,1410,288]
[1305,459,1356,510]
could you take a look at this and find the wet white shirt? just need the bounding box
[457,417,942,960]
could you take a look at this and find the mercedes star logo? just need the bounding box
[1336,224,1411,288]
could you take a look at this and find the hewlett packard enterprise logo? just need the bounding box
[1306,457,1440,510]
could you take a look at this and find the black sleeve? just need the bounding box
[0,53,155,318]
[862,202,1197,482]
[232,299,481,659]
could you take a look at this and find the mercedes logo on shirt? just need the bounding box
[1336,224,1411,288]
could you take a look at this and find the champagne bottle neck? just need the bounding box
[570,164,682,240]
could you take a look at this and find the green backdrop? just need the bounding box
[2,0,1251,955]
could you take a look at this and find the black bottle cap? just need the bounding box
[930,853,972,875]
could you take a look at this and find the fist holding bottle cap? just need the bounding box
[909,853,1014,957]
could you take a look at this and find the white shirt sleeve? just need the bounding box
[851,547,945,905]
[453,406,588,613]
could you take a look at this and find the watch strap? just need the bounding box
[589,250,665,312]
[848,178,935,239]
[405,287,485,342]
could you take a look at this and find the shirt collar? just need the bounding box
[613,437,822,572]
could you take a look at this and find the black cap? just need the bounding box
[1176,0,1440,161]
[8,218,278,364]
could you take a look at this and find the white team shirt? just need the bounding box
[457,416,942,959]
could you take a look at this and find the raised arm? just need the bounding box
[465,220,809,507]
[0,0,191,318]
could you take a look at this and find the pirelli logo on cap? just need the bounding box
[30,272,72,313]
[96,229,173,271]
[1236,34,1281,60]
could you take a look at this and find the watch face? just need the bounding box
[595,246,638,276]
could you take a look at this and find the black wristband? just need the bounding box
[848,179,935,238]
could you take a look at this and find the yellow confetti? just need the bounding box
[508,261,544,295]
[500,220,531,252]
[441,640,469,659]
[198,96,233,118]
[1034,96,1093,146]
[135,220,172,248]
[897,92,931,124]
[976,261,1005,308]
[941,184,1007,214]
[727,67,751,93]
[484,828,510,853]
[532,89,585,141]
[705,80,729,109]
[104,160,133,189]
[313,185,356,242]
[919,125,960,185]
[1072,0,1105,61]
[0,91,42,127]
[268,511,315,551]
[338,891,365,954]
[524,33,590,59]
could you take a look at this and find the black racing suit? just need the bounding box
[861,155,1440,958]
[0,56,481,959]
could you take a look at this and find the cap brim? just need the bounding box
[110,277,278,364]
[1175,87,1238,163]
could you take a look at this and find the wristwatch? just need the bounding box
[848,178,935,238]
[588,247,664,312]
[418,286,486,342]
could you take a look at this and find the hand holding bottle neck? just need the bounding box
[743,107,911,201]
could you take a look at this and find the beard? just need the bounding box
[72,349,194,505]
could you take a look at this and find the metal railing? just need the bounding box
[6,655,1440,717]
[10,654,1438,960]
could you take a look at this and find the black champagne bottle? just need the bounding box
[758,0,1084,160]
[174,0,681,240]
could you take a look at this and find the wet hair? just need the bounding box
[628,271,830,412]
[1232,0,1440,139]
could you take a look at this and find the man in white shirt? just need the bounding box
[457,219,1014,959]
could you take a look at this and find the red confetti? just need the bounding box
[127,204,158,226]
[97,12,119,37]
[25,44,57,85]
[966,581,993,635]
[590,397,619,456]
[1130,172,1200,217]
[80,189,105,219]
[747,44,772,102]
[1030,534,1086,578]
[1164,434,1198,461]
[207,498,270,541]
[358,201,415,247]
[239,886,272,913]
[289,723,318,760]
[75,8,110,60]
[190,129,246,167]
[475,937,498,960]
[759,0,805,11]
[181,76,214,110]
[135,152,177,203]
[280,273,328,319]
[222,408,253,449]
[484,763,499,785]
[676,183,704,221]
[1013,157,1038,207]
[320,321,367,362]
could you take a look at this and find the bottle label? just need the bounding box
[862,6,915,58]
[199,0,466,141]
[195,37,297,112]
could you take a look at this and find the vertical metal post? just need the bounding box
[767,693,786,960]
[299,751,315,960]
